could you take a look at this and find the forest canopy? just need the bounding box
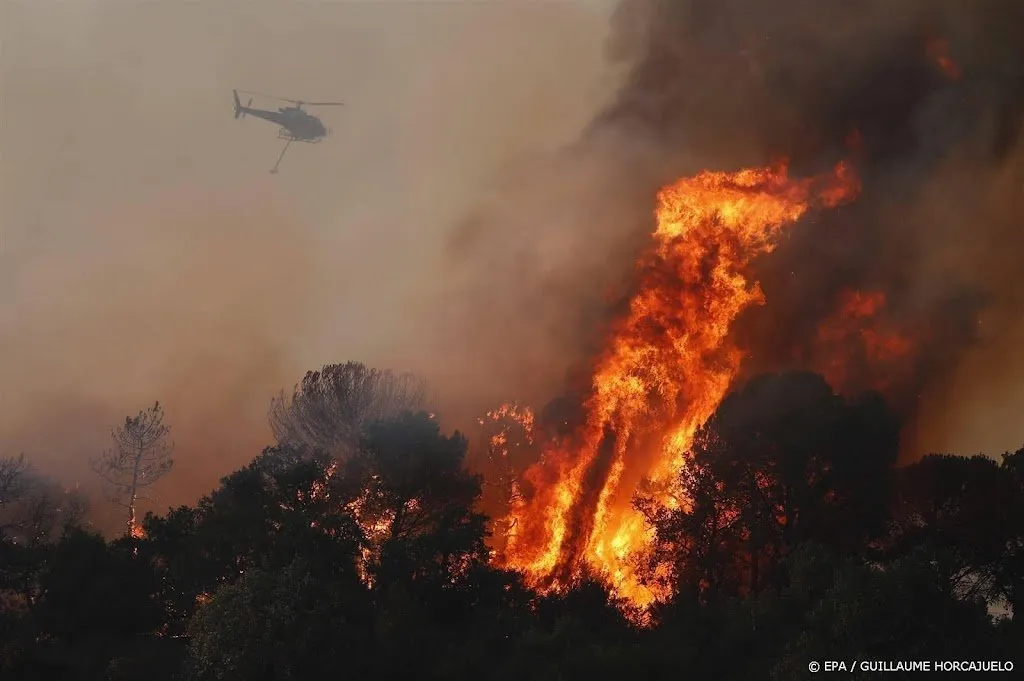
[1,363,1021,681]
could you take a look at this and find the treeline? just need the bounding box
[1,365,1022,680]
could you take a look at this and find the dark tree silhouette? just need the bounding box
[772,547,1005,680]
[0,454,34,540]
[90,402,174,537]
[0,454,89,545]
[891,452,1024,604]
[7,367,1022,681]
[997,447,1024,619]
[642,371,900,598]
[33,530,164,641]
[17,480,90,548]
[171,412,492,681]
[141,445,361,633]
[340,412,494,680]
[8,529,169,679]
[268,361,429,458]
[339,412,489,593]
[184,559,374,681]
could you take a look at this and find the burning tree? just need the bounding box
[339,412,489,591]
[498,160,861,609]
[90,402,174,538]
[475,402,536,543]
[269,361,430,459]
[641,371,899,600]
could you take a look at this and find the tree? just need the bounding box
[0,455,34,541]
[176,414,496,681]
[16,481,90,548]
[643,371,900,599]
[334,412,503,680]
[772,548,1006,680]
[91,402,173,537]
[141,445,363,633]
[338,412,489,594]
[637,449,744,602]
[891,452,1024,606]
[33,530,164,642]
[0,454,88,545]
[997,447,1024,620]
[268,362,429,458]
[184,559,374,681]
[10,529,173,680]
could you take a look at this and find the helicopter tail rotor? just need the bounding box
[233,90,253,119]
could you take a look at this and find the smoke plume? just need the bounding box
[6,0,1024,535]
[452,0,1024,460]
[450,0,1024,608]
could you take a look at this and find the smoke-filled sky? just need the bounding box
[5,0,1024,528]
[580,0,1024,462]
[0,0,620,516]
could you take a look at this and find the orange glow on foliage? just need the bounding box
[130,521,146,540]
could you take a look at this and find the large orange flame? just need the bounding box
[498,160,861,611]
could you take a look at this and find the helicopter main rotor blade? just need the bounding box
[236,89,300,104]
[234,90,343,108]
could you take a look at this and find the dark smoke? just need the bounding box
[430,0,1024,468]
[470,0,1024,581]
[600,0,1024,167]
[579,0,1024,459]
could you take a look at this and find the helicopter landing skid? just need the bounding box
[270,138,293,174]
[269,134,322,173]
[276,131,320,143]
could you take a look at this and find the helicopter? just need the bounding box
[232,89,343,173]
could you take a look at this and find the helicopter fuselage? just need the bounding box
[232,89,341,172]
[238,105,327,141]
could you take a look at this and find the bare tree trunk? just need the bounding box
[90,402,173,538]
[127,447,142,536]
[127,492,138,536]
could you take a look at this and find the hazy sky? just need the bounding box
[5,0,1024,529]
[0,0,620,511]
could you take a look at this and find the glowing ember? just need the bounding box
[926,38,962,81]
[130,520,146,540]
[498,160,860,611]
[479,402,536,455]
